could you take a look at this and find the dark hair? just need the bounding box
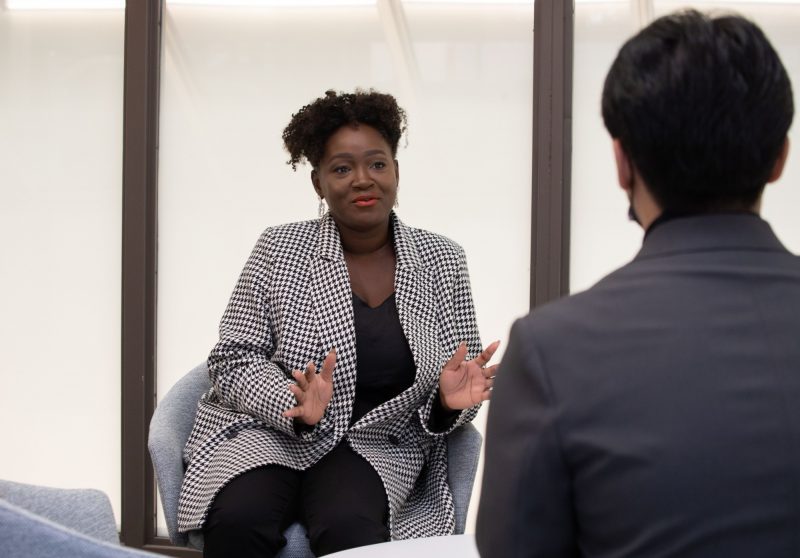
[602,10,793,212]
[282,89,407,170]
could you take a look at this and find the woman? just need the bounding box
[178,89,499,558]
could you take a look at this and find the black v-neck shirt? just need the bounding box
[350,293,417,425]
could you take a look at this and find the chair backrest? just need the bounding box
[0,479,119,545]
[148,362,211,546]
[446,422,482,534]
[148,362,483,545]
[0,498,159,558]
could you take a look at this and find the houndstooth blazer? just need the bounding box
[177,212,483,539]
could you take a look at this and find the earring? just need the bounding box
[318,197,328,219]
[394,196,399,209]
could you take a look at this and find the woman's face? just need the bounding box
[312,123,399,234]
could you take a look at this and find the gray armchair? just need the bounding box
[0,479,157,558]
[148,362,483,556]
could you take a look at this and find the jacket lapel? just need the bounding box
[392,214,441,392]
[309,214,358,430]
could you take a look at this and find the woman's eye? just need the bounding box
[371,161,386,170]
[333,166,350,174]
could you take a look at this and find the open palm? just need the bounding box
[283,348,337,426]
[439,341,500,411]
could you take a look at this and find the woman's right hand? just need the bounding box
[283,348,337,426]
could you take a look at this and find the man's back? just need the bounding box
[477,214,800,557]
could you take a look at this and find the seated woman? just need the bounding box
[177,89,499,558]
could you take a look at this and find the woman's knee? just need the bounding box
[203,466,301,558]
[203,502,288,557]
[307,511,389,556]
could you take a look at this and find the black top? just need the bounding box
[350,293,417,425]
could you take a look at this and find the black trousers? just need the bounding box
[202,442,390,558]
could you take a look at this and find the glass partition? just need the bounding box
[156,0,533,535]
[0,5,124,523]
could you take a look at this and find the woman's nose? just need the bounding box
[352,165,373,188]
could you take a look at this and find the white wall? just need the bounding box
[571,1,800,294]
[0,8,124,525]
[156,1,533,535]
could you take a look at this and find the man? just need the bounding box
[477,10,798,558]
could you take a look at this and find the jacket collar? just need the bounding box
[316,212,343,262]
[390,212,423,270]
[636,213,788,261]
[315,211,422,269]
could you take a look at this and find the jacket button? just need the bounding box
[226,430,238,440]
[388,434,400,446]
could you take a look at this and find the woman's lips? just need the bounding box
[353,198,378,207]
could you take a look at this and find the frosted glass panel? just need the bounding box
[570,2,642,294]
[0,9,123,523]
[571,1,800,294]
[157,1,532,536]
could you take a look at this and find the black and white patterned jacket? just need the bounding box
[178,212,483,539]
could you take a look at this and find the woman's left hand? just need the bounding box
[438,340,500,412]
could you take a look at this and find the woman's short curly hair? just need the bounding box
[282,89,407,170]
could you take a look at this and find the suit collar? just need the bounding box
[315,211,422,269]
[636,213,788,261]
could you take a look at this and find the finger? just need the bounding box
[483,363,500,379]
[473,340,501,367]
[288,384,305,400]
[443,342,468,371]
[304,361,317,383]
[293,369,309,390]
[283,405,303,418]
[319,348,337,383]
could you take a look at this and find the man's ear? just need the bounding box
[613,139,634,195]
[311,169,322,198]
[768,137,790,183]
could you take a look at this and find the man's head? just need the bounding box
[602,10,793,214]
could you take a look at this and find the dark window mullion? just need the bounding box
[531,0,574,308]
[121,0,162,549]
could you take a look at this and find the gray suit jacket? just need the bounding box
[477,214,800,557]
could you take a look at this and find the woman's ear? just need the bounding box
[311,169,322,198]
[394,159,400,183]
[612,139,634,195]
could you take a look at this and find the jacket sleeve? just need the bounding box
[419,245,483,436]
[207,229,309,440]
[475,318,579,557]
